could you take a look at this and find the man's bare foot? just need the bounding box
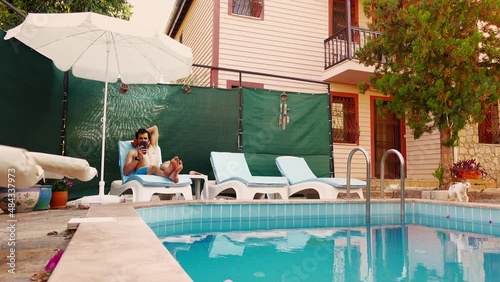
[169,160,183,183]
[163,157,179,177]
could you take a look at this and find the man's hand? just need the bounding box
[137,147,145,160]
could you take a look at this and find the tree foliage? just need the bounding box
[358,0,499,186]
[0,0,132,30]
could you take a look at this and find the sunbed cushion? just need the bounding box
[229,176,288,187]
[210,152,252,183]
[211,152,288,187]
[315,178,365,189]
[125,174,192,187]
[275,156,318,184]
[276,156,366,188]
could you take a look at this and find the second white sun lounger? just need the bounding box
[276,156,365,199]
[204,152,288,200]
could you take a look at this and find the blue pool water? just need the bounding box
[162,224,500,281]
[137,202,500,281]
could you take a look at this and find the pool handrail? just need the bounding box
[380,149,406,221]
[347,147,371,222]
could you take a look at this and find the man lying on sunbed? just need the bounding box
[122,125,183,183]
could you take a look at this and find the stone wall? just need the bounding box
[457,124,500,187]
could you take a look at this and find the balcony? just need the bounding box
[322,27,381,85]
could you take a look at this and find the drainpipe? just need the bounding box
[346,0,352,59]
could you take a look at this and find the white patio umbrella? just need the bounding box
[4,12,192,205]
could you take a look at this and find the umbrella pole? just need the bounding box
[98,44,111,197]
[78,41,123,206]
[98,80,108,196]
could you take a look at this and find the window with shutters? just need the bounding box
[230,0,264,19]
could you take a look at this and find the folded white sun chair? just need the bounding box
[0,145,98,188]
[109,141,193,202]
[275,156,365,199]
[204,152,289,200]
[0,145,44,188]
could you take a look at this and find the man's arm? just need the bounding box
[147,125,159,147]
[123,150,140,176]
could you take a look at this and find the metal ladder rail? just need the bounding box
[346,147,371,222]
[380,149,406,221]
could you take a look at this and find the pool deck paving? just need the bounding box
[1,188,500,281]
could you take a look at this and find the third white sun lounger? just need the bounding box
[204,152,288,200]
[276,156,365,199]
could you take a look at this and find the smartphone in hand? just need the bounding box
[139,141,148,154]
[139,141,148,148]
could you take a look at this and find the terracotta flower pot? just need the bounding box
[50,191,68,209]
[458,170,482,179]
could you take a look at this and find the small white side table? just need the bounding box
[187,174,208,199]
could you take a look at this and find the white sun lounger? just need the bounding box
[109,141,193,202]
[275,156,365,199]
[203,152,288,200]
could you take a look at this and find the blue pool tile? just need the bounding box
[490,208,500,222]
[276,219,287,229]
[173,223,184,234]
[325,203,334,217]
[284,204,293,218]
[240,204,250,218]
[201,221,211,232]
[230,204,241,219]
[479,208,490,223]
[249,219,260,230]
[268,204,277,218]
[231,219,241,231]
[260,204,270,220]
[198,205,208,220]
[318,218,328,227]
[152,206,164,222]
[249,204,260,218]
[211,204,223,220]
[220,204,232,219]
[276,204,286,218]
[267,219,277,230]
[187,205,202,220]
[317,203,327,217]
[334,203,343,216]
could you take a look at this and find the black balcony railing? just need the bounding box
[324,27,381,69]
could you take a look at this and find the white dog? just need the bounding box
[448,181,471,202]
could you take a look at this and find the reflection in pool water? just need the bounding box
[163,224,500,282]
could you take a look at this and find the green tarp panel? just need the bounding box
[0,29,63,154]
[65,82,239,199]
[242,88,331,177]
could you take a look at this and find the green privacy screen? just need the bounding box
[0,30,63,154]
[65,83,331,198]
[242,88,331,177]
[65,82,239,199]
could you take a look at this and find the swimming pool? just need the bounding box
[138,201,500,281]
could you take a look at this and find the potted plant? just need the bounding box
[451,159,488,180]
[50,179,73,209]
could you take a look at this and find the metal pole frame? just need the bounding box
[193,64,335,175]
